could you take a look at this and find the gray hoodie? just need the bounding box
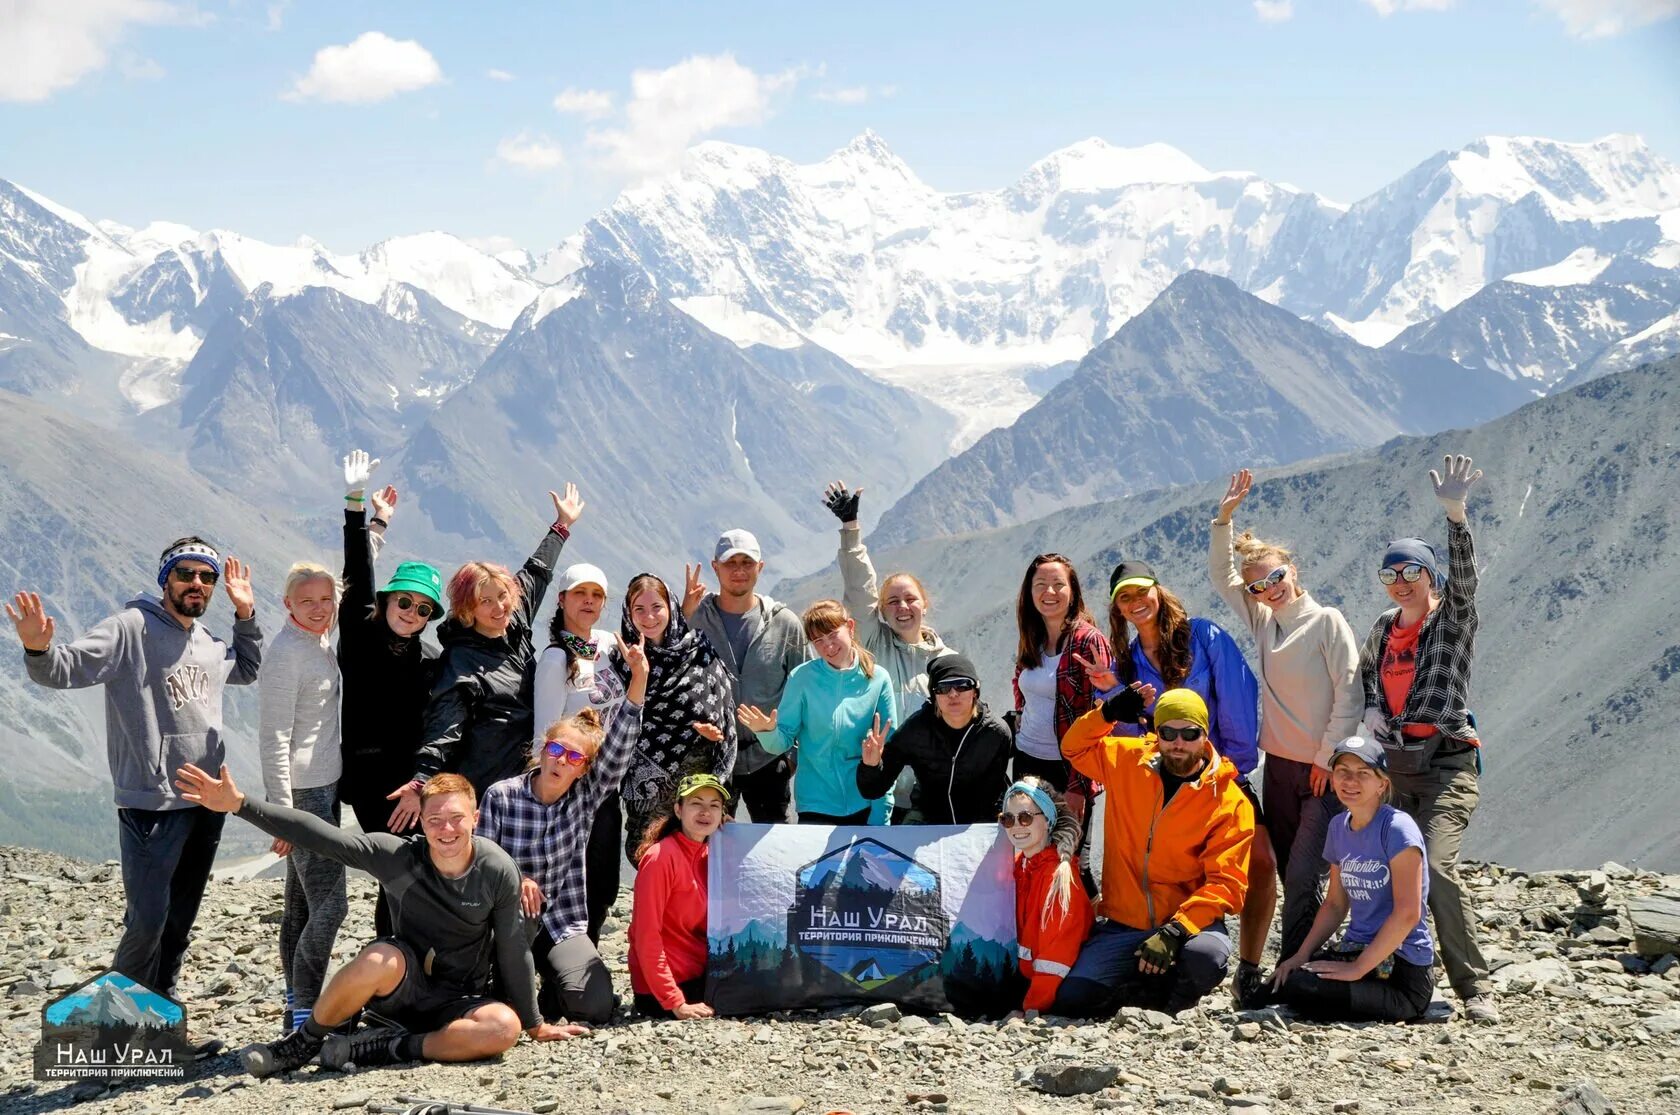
[25,596,263,811]
[688,592,807,776]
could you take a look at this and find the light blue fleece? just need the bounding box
[756,654,897,820]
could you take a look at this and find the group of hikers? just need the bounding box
[6,447,1500,1078]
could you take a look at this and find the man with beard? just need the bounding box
[1052,687,1254,1017]
[6,537,262,1016]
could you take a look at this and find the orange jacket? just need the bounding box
[1014,846,1095,1013]
[1062,705,1253,935]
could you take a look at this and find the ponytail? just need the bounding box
[1008,776,1083,922]
[856,644,876,679]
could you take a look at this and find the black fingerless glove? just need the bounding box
[824,486,861,523]
[1135,921,1189,969]
[1101,685,1147,725]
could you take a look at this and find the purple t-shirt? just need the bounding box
[1323,804,1435,967]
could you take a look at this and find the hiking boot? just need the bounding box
[241,1028,323,1077]
[320,1025,409,1071]
[1463,994,1501,1023]
[1232,960,1268,1009]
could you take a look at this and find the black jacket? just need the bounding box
[337,509,439,800]
[414,526,566,794]
[856,701,1013,824]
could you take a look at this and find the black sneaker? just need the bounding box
[241,1028,323,1077]
[1232,960,1268,1009]
[320,1025,408,1072]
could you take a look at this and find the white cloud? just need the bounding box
[283,31,443,104]
[495,132,565,170]
[1254,0,1294,21]
[1362,0,1455,13]
[817,85,871,105]
[586,54,804,178]
[1534,0,1680,37]
[486,68,515,82]
[0,0,183,103]
[552,86,614,118]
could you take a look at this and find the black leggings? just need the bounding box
[584,791,621,942]
[633,977,707,1019]
[1278,955,1434,1022]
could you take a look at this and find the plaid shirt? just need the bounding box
[476,700,642,942]
[1012,620,1114,798]
[1359,517,1480,745]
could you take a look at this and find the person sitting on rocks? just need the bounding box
[1269,736,1437,1022]
[1002,777,1093,1014]
[174,766,585,1077]
[1053,687,1254,1017]
[627,773,732,1020]
[476,636,648,1027]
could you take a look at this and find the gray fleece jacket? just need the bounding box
[25,596,263,811]
[688,592,808,776]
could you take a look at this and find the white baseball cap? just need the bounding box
[713,529,762,563]
[559,563,609,594]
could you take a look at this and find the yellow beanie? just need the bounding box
[1152,688,1210,733]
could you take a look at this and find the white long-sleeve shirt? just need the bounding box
[258,620,343,805]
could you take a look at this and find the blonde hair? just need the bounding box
[1233,530,1295,571]
[1010,776,1082,922]
[448,562,522,626]
[878,573,931,628]
[283,561,341,603]
[529,708,606,771]
[802,599,876,678]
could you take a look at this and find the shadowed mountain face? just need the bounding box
[871,271,1534,548]
[780,357,1680,871]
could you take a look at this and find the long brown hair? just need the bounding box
[1111,581,1193,689]
[1015,554,1092,671]
[802,599,876,678]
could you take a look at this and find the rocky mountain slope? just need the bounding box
[1,844,1676,1113]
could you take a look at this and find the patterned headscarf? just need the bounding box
[613,575,739,809]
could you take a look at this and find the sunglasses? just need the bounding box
[1378,563,1427,586]
[1156,725,1205,743]
[542,741,590,766]
[1245,567,1288,596]
[171,568,219,586]
[997,810,1043,828]
[393,594,437,619]
[930,680,977,696]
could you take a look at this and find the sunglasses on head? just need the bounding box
[997,810,1043,828]
[171,567,219,586]
[1245,567,1288,596]
[543,741,590,766]
[1156,724,1204,743]
[1377,563,1427,586]
[393,594,437,619]
[930,680,977,696]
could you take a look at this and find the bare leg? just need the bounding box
[310,942,405,1027]
[1238,826,1277,965]
[419,1002,523,1062]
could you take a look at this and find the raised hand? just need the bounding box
[1216,468,1253,525]
[1072,651,1119,693]
[5,592,55,652]
[681,563,706,618]
[823,481,863,525]
[861,713,891,767]
[692,721,724,743]
[1429,454,1482,523]
[222,557,255,619]
[342,449,380,496]
[737,704,777,734]
[174,763,245,813]
[369,484,399,523]
[619,634,649,685]
[520,875,544,918]
[386,780,422,832]
[549,483,585,530]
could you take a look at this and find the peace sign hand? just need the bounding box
[861,713,891,767]
[1429,454,1483,523]
[1216,468,1252,525]
[5,592,55,652]
[618,634,649,685]
[682,563,706,618]
[1071,651,1119,693]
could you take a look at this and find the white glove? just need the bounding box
[342,449,380,497]
[1429,454,1482,523]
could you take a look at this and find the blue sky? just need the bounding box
[3,0,1677,252]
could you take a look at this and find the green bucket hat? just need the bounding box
[379,561,444,611]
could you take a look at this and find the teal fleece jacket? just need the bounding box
[755,654,897,819]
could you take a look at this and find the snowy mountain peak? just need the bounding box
[1020,138,1215,194]
[1447,133,1680,217]
[804,130,928,192]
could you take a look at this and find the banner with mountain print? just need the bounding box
[706,823,1018,1016]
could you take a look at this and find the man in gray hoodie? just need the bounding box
[6,536,262,999]
[682,529,807,823]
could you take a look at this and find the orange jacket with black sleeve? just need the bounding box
[1060,705,1254,935]
[1014,846,1095,1013]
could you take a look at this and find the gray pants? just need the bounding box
[530,926,614,1023]
[281,784,348,1011]
[1389,750,1491,1000]
[1264,755,1346,961]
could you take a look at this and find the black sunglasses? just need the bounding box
[393,594,437,619]
[1245,567,1287,596]
[997,810,1043,828]
[1378,563,1427,586]
[1156,725,1204,743]
[171,568,219,586]
[930,680,977,696]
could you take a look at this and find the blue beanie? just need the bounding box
[1381,537,1444,589]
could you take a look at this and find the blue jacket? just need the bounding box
[1108,617,1259,777]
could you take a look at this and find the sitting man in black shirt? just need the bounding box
[175,765,585,1076]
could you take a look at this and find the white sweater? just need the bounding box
[1209,520,1362,768]
[257,620,343,805]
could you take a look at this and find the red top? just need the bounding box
[1014,846,1094,1013]
[628,832,710,1009]
[1380,616,1434,739]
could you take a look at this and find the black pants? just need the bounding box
[114,805,225,996]
[796,808,871,825]
[529,927,615,1024]
[633,977,707,1019]
[339,782,399,938]
[1263,755,1345,960]
[1278,955,1434,1022]
[733,755,793,824]
[585,791,622,942]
